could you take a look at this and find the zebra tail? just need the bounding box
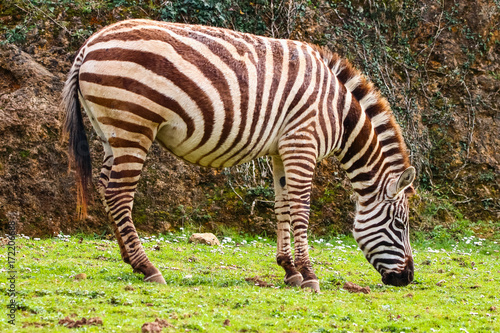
[62,60,91,220]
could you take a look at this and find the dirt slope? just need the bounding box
[0,0,498,237]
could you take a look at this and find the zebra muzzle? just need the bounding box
[381,258,414,287]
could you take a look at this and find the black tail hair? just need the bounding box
[62,63,91,219]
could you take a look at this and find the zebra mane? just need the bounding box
[314,46,411,170]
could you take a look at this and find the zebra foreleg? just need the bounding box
[272,157,303,287]
[282,153,320,292]
[104,150,165,284]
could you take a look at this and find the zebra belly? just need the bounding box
[155,122,279,168]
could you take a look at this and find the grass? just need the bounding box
[1,230,499,332]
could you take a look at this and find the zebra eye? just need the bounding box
[394,220,405,230]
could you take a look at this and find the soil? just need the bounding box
[245,276,275,288]
[343,281,371,294]
[141,318,173,333]
[58,316,103,328]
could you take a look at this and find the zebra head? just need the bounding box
[352,166,416,286]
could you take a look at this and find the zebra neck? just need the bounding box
[332,98,409,207]
[317,48,411,206]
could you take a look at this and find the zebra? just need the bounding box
[63,19,416,291]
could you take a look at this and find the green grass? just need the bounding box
[1,231,499,332]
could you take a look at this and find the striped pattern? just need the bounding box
[63,19,416,289]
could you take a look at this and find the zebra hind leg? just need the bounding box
[96,147,132,267]
[272,157,303,287]
[104,150,165,284]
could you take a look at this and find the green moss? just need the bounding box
[19,150,31,159]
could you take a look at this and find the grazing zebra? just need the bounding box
[63,19,416,291]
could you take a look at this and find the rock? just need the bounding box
[0,44,58,86]
[188,233,220,246]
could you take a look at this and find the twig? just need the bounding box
[461,80,476,160]
[332,8,346,25]
[250,199,274,215]
[228,181,245,205]
[451,189,472,204]
[422,0,447,71]
[452,161,468,181]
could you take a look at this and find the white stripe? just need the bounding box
[337,108,366,161]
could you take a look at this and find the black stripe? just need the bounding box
[98,117,154,141]
[108,137,148,154]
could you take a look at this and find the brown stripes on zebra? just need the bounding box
[63,19,416,291]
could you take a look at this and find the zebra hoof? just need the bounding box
[144,273,166,284]
[284,273,303,287]
[301,279,320,292]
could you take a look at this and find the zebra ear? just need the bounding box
[389,166,416,198]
